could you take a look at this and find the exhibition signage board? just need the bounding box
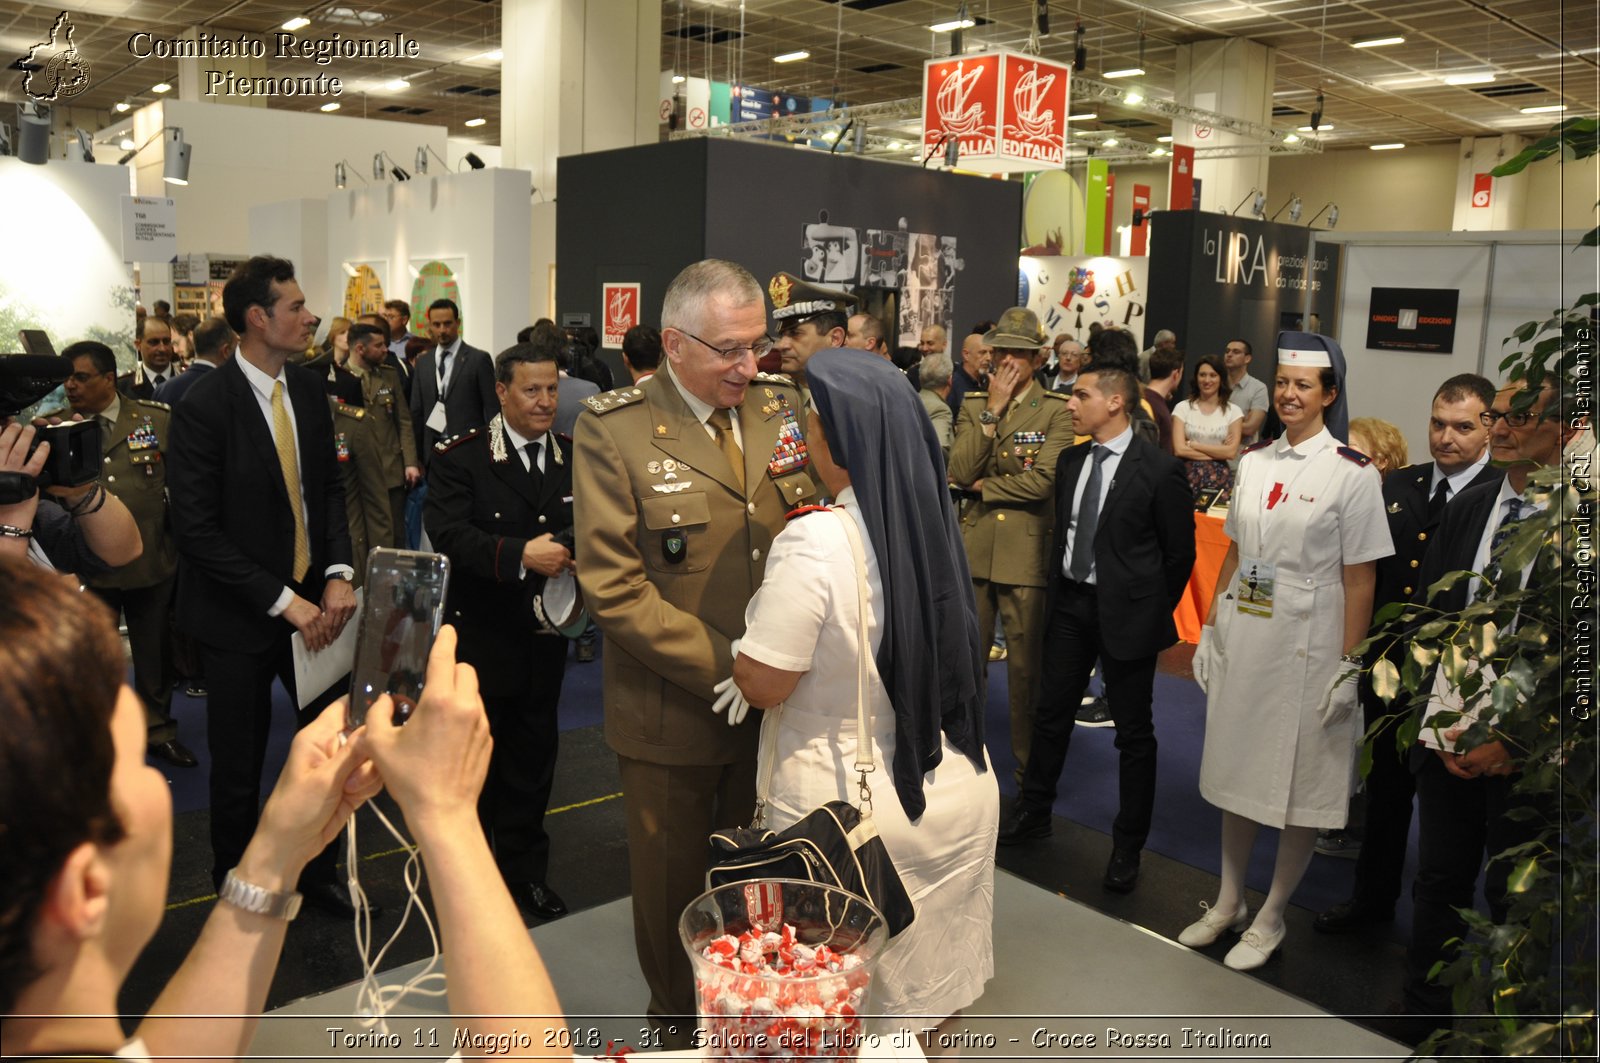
[921,51,1070,173]
[1472,173,1493,209]
[1169,146,1195,210]
[1145,210,1341,377]
[1104,171,1116,255]
[1366,287,1460,352]
[1018,254,1148,347]
[1131,184,1151,256]
[602,283,641,349]
[1083,159,1108,255]
[121,196,176,264]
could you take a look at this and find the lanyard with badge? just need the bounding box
[426,346,452,434]
[1234,475,1289,618]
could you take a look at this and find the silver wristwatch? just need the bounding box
[979,409,1001,425]
[218,868,303,921]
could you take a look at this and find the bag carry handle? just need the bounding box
[752,505,876,826]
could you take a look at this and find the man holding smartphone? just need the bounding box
[425,336,575,921]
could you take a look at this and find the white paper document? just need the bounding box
[290,588,363,710]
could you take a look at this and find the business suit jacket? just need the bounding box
[572,371,816,765]
[1376,461,1504,607]
[1051,433,1196,659]
[152,361,215,405]
[410,342,498,459]
[426,416,576,697]
[1413,478,1505,618]
[167,357,352,652]
[948,386,1075,587]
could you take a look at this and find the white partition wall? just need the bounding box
[1327,230,1580,461]
[322,167,534,357]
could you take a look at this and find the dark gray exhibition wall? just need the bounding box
[1145,210,1342,376]
[556,138,1023,337]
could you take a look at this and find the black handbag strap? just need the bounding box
[754,505,877,826]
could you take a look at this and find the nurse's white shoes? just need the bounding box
[1177,901,1250,947]
[1224,922,1287,970]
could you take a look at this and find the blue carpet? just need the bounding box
[153,643,1416,935]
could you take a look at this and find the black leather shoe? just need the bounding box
[1103,847,1141,893]
[1313,897,1395,934]
[148,738,199,768]
[509,881,569,920]
[997,807,1052,846]
[299,879,377,920]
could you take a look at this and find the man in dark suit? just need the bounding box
[1391,380,1575,1038]
[997,362,1195,893]
[154,317,234,405]
[118,316,177,398]
[1317,373,1503,934]
[409,298,497,462]
[167,255,358,914]
[425,338,576,922]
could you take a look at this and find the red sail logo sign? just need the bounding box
[923,51,1069,173]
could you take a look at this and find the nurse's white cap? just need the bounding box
[1277,345,1333,368]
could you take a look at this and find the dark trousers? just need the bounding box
[405,480,427,549]
[617,754,757,1050]
[1018,577,1159,853]
[478,634,568,883]
[1405,751,1544,1016]
[91,575,178,745]
[1351,675,1416,909]
[199,634,344,888]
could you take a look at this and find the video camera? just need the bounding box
[0,347,104,504]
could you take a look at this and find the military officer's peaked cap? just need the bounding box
[768,272,859,324]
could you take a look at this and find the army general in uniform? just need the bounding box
[948,308,1075,777]
[573,260,815,1046]
[63,339,195,766]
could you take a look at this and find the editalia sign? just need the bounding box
[601,283,640,349]
[922,51,1070,173]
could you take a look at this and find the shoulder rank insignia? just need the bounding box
[753,371,796,388]
[133,398,171,412]
[964,391,989,402]
[1337,445,1373,466]
[1042,389,1070,402]
[434,426,481,453]
[786,504,833,521]
[583,387,646,415]
[1241,438,1273,456]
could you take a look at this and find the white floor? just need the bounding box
[252,870,1408,1062]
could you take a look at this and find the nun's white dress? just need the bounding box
[740,488,1000,1019]
[1197,428,1393,828]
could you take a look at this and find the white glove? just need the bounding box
[711,638,750,726]
[1316,663,1360,728]
[1193,625,1218,694]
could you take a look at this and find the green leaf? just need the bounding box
[1581,227,1599,249]
[1491,675,1520,717]
[1506,856,1540,894]
[1410,641,1440,670]
[1510,319,1542,343]
[1419,619,1451,640]
[1372,657,1401,701]
[1357,736,1374,781]
[1470,619,1499,657]
[1502,1023,1557,1056]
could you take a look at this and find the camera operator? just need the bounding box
[1,409,140,574]
[0,560,564,1060]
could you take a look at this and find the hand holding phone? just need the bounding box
[346,548,450,730]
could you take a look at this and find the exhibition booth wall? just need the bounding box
[555,138,1024,348]
[1328,230,1588,462]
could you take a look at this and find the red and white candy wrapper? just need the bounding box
[697,923,871,1062]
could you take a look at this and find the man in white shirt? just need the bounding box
[1223,338,1270,445]
[1392,379,1575,1040]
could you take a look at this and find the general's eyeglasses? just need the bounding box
[1480,409,1535,428]
[675,328,774,363]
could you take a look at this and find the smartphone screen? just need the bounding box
[346,548,450,730]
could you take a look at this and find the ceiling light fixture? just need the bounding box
[774,50,810,63]
[282,16,311,30]
[1157,134,1172,143]
[929,18,976,32]
[1123,89,1145,106]
[120,137,135,150]
[465,117,487,127]
[373,150,410,181]
[1103,137,1119,147]
[1520,103,1567,114]
[321,101,341,112]
[383,77,411,91]
[1270,193,1302,221]
[1104,67,1144,79]
[1068,112,1097,120]
[1149,147,1166,156]
[671,74,686,84]
[1370,142,1405,150]
[1351,35,1404,48]
[415,144,452,173]
[1230,187,1264,216]
[152,82,172,93]
[474,49,503,62]
[1443,71,1495,85]
[333,159,368,189]
[1306,202,1339,228]
[1283,132,1301,143]
[114,100,131,113]
[1297,123,1333,132]
[117,126,191,184]
[15,102,49,165]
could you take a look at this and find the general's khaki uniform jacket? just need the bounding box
[947,386,1075,587]
[356,362,419,486]
[90,397,176,591]
[573,370,816,765]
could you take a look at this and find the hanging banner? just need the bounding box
[683,76,711,131]
[1472,172,1493,209]
[1083,158,1109,255]
[922,50,1070,173]
[120,196,177,265]
[1131,184,1151,256]
[1103,171,1116,255]
[1169,145,1195,210]
[601,283,641,349]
